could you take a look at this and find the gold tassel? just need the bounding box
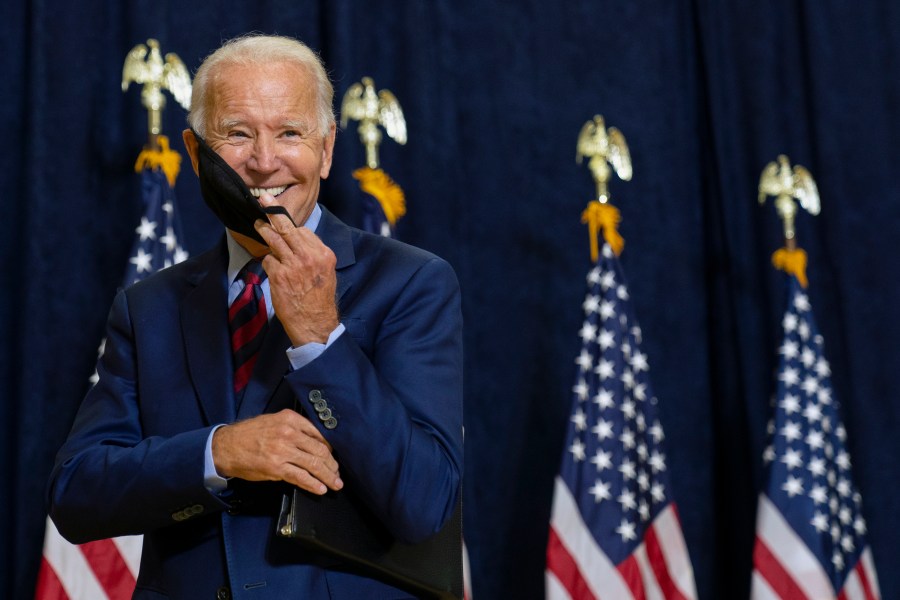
[581,200,624,261]
[352,167,406,226]
[772,247,809,288]
[134,135,181,187]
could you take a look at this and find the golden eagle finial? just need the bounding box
[122,39,191,142]
[340,77,407,169]
[758,154,820,246]
[576,115,632,203]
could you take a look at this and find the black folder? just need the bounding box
[276,484,463,599]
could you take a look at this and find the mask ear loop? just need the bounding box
[191,129,299,228]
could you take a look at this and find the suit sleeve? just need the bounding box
[48,289,229,544]
[284,255,464,544]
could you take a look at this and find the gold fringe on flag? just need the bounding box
[581,200,624,261]
[134,135,181,187]
[772,247,809,288]
[352,167,406,226]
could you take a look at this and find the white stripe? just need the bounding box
[843,567,865,600]
[42,519,108,600]
[750,570,780,600]
[755,494,833,599]
[652,504,698,599]
[462,541,472,600]
[633,543,664,600]
[111,535,143,578]
[546,570,574,600]
[549,477,633,598]
[860,546,881,599]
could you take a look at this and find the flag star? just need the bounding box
[621,370,635,390]
[782,476,804,497]
[841,535,855,553]
[589,479,611,503]
[593,389,615,410]
[599,271,616,290]
[815,358,831,379]
[616,518,637,542]
[592,418,615,441]
[620,428,636,450]
[590,449,613,471]
[594,360,615,380]
[619,458,636,480]
[617,489,637,511]
[633,383,647,401]
[130,248,153,273]
[835,425,847,442]
[571,408,587,431]
[638,500,650,522]
[763,445,775,464]
[636,443,648,461]
[781,448,804,470]
[649,422,664,444]
[174,247,189,264]
[573,379,589,400]
[649,450,666,472]
[635,414,646,432]
[136,217,158,241]
[780,367,800,387]
[798,321,811,341]
[162,201,173,214]
[800,347,816,368]
[809,484,828,504]
[817,387,832,405]
[621,341,632,358]
[587,267,602,284]
[832,550,844,571]
[583,295,600,314]
[160,227,177,251]
[650,482,666,503]
[854,516,867,536]
[811,512,829,532]
[802,402,823,423]
[836,451,851,471]
[837,479,851,498]
[780,340,799,359]
[616,285,629,300]
[599,300,616,320]
[783,313,799,331]
[579,322,598,343]
[808,457,826,477]
[598,330,616,350]
[621,400,636,419]
[794,293,811,312]
[576,349,594,371]
[569,439,586,461]
[801,376,819,396]
[637,470,650,491]
[780,394,801,414]
[839,506,852,525]
[780,421,802,442]
[805,430,825,450]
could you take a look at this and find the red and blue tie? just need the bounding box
[229,259,268,397]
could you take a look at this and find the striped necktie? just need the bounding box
[229,258,268,397]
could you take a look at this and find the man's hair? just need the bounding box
[188,34,335,138]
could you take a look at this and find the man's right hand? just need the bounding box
[211,409,343,495]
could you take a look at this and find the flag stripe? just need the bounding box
[34,558,68,600]
[644,520,687,600]
[753,537,809,599]
[80,539,136,598]
[41,521,107,599]
[546,527,598,600]
[750,571,781,600]
[754,493,832,598]
[546,570,575,600]
[549,477,632,598]
[633,544,664,600]
[859,548,881,599]
[111,536,143,581]
[617,554,646,600]
[650,505,696,598]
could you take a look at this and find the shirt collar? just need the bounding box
[226,203,322,284]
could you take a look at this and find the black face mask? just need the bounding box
[191,129,297,244]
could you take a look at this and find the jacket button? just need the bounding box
[309,389,322,402]
[323,417,338,430]
[216,586,231,600]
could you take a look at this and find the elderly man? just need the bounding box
[48,34,463,599]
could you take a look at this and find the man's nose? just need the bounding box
[248,136,279,174]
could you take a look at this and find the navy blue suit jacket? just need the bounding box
[49,208,464,599]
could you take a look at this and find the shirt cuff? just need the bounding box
[285,323,346,370]
[204,425,229,493]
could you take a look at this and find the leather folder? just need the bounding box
[277,484,463,599]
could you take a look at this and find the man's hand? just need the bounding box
[212,409,343,495]
[254,193,340,347]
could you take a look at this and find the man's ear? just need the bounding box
[182,129,200,176]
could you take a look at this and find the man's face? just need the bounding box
[192,61,336,229]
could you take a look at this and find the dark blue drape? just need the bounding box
[4,1,899,598]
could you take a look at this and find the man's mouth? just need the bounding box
[248,185,288,198]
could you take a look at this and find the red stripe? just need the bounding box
[851,558,877,600]
[233,355,259,393]
[753,536,809,599]
[617,554,646,600]
[80,539,136,599]
[228,286,255,320]
[546,526,597,600]
[33,557,69,600]
[231,300,268,351]
[644,524,687,600]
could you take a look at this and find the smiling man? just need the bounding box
[48,35,463,599]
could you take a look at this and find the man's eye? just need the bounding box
[229,131,249,138]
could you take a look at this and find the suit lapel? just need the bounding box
[181,241,236,425]
[318,206,356,305]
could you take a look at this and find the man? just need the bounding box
[48,34,463,599]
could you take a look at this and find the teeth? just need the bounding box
[249,186,287,198]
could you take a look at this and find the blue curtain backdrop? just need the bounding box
[4,1,899,598]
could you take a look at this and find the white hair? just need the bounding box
[188,34,335,138]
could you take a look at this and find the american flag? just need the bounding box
[546,244,697,600]
[35,165,187,599]
[751,275,881,599]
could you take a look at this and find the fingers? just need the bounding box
[212,410,344,495]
